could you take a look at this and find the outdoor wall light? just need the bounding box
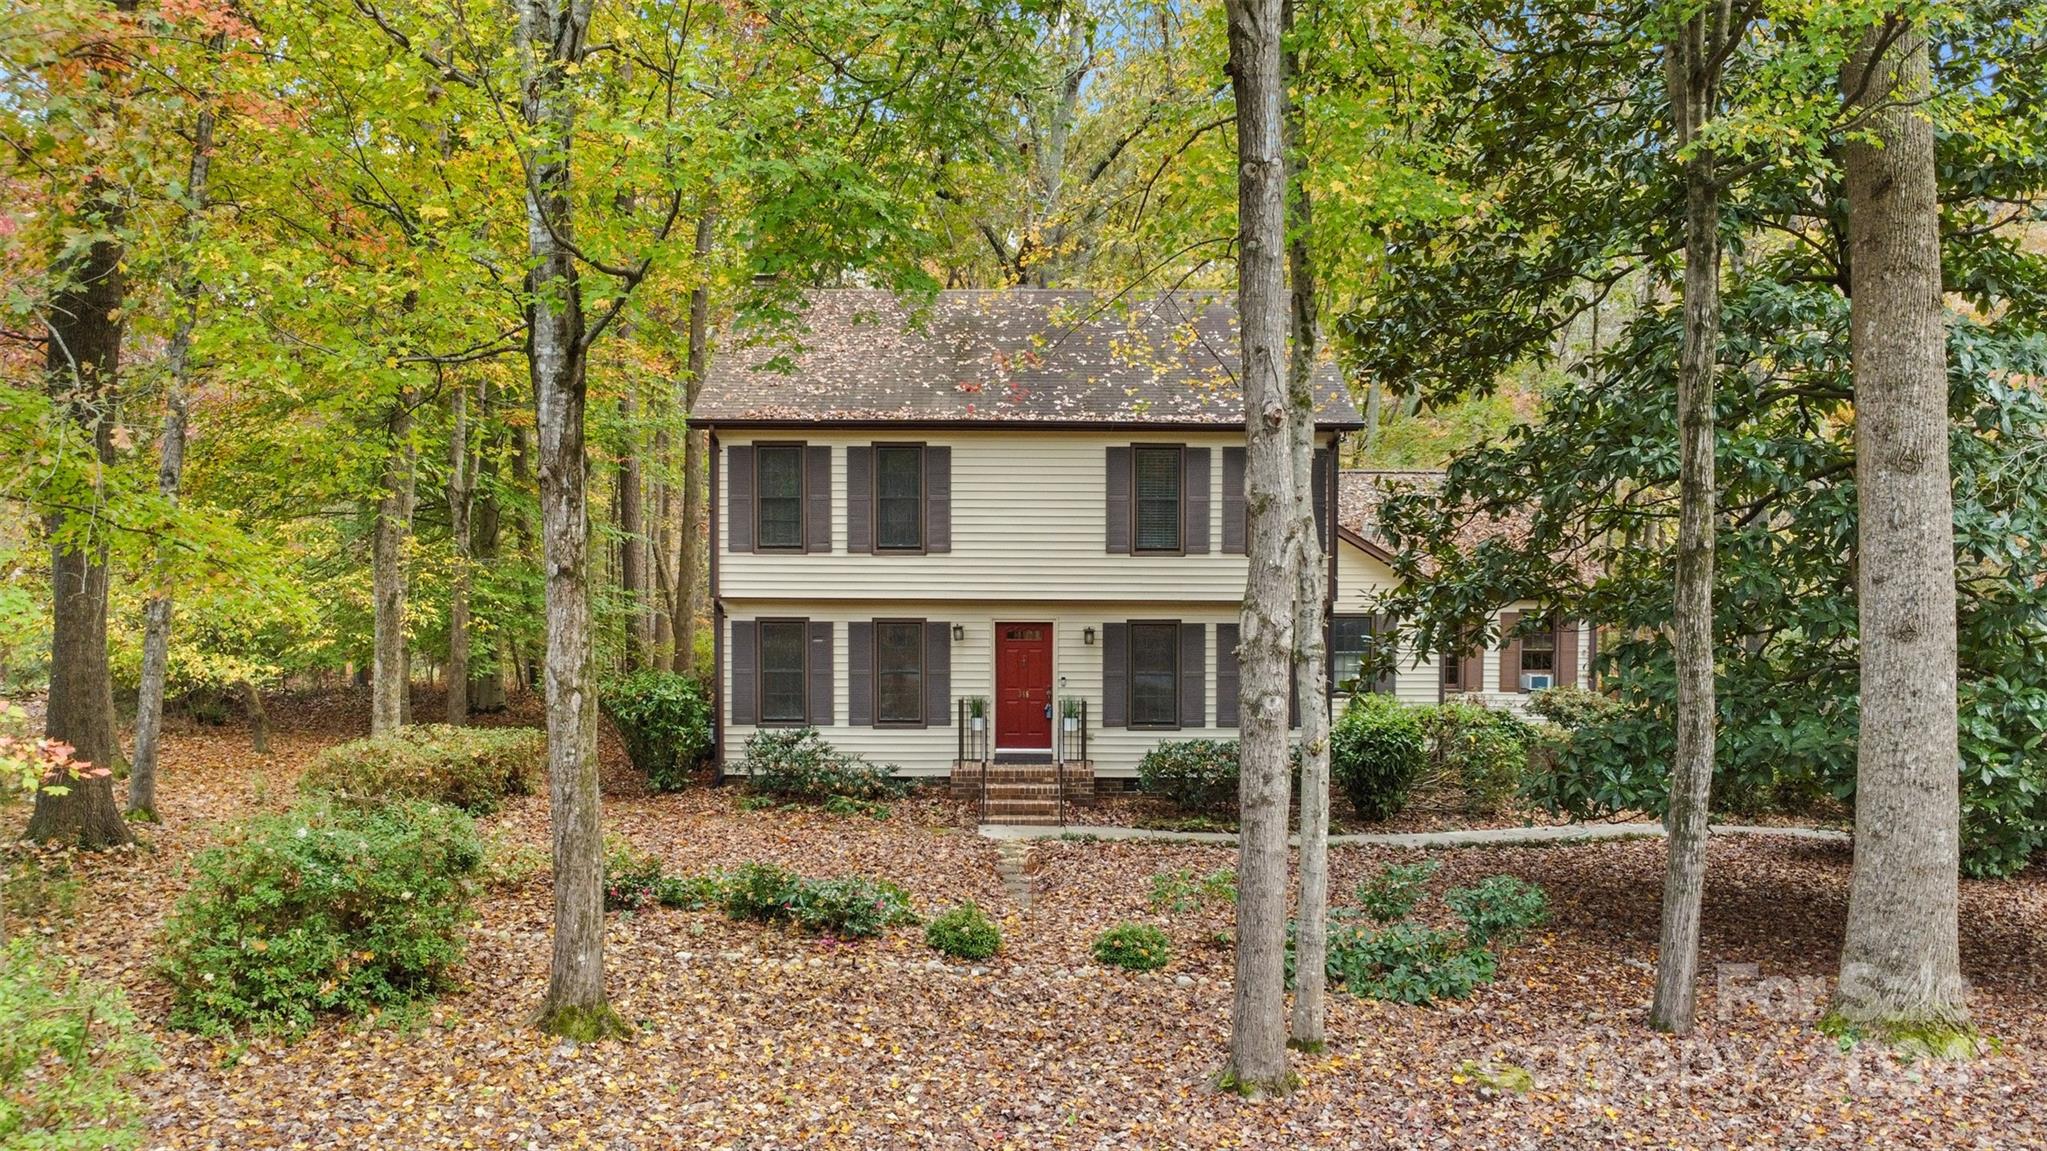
[952,623,965,642]
[1083,626,1097,646]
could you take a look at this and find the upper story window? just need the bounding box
[1133,445,1183,553]
[875,619,925,724]
[758,619,809,723]
[874,445,923,551]
[1129,620,1180,727]
[756,445,804,550]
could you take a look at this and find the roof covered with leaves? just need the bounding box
[692,289,1363,428]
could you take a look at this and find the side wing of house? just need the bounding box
[1332,532,1592,712]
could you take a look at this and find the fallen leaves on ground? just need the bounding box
[14,688,2043,1149]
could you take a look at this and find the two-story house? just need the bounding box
[693,290,1360,819]
[694,289,1589,822]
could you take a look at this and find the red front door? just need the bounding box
[995,623,1053,750]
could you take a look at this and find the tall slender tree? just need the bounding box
[1833,13,1970,1040]
[131,47,222,819]
[1223,0,1298,1096]
[1281,0,1331,1052]
[369,389,417,737]
[1650,0,1740,1036]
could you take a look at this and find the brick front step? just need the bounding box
[951,760,1095,820]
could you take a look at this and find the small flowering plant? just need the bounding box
[0,701,106,800]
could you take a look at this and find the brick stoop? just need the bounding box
[952,760,1095,825]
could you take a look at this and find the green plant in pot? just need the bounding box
[1061,697,1082,732]
[967,696,988,731]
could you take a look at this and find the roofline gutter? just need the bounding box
[693,416,1369,433]
[1336,524,1403,568]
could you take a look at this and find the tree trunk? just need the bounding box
[674,214,715,678]
[1833,20,1969,1037]
[521,0,621,1040]
[1650,12,1726,1036]
[1280,0,1330,1052]
[31,59,133,846]
[371,393,417,736]
[1223,0,1296,1097]
[618,393,646,670]
[447,381,474,725]
[239,679,271,755]
[130,86,217,821]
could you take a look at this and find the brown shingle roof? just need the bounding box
[692,289,1363,428]
[1340,469,1601,582]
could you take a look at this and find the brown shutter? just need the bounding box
[1221,447,1246,554]
[847,621,873,726]
[728,618,757,725]
[807,622,833,724]
[804,445,831,553]
[924,445,951,553]
[1105,447,1131,553]
[1555,618,1579,688]
[845,447,872,554]
[1312,447,1332,549]
[1179,622,1206,728]
[1585,624,1598,690]
[726,445,755,552]
[924,621,951,726]
[1215,622,1240,726]
[1183,447,1211,554]
[1458,625,1482,697]
[1102,622,1129,726]
[1372,615,1396,695]
[1497,610,1521,693]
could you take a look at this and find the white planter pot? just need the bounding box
[1062,717,1079,732]
[970,716,985,732]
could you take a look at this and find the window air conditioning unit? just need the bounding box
[1521,673,1554,691]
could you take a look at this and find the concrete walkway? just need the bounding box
[978,820,1849,849]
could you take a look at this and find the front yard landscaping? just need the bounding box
[7,689,2041,1148]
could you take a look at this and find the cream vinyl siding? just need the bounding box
[722,602,1239,778]
[720,429,1333,603]
[1333,538,1442,707]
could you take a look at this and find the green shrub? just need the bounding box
[0,940,157,1151]
[1526,685,1622,730]
[719,861,803,922]
[1325,921,1498,1006]
[742,729,905,802]
[1333,695,1427,820]
[654,871,725,911]
[1355,860,1440,924]
[480,829,549,890]
[1093,922,1171,971]
[925,902,1002,960]
[600,670,714,791]
[1423,702,1534,816]
[714,862,914,938]
[603,839,666,912]
[1136,739,1241,813]
[1147,867,1237,914]
[298,724,543,815]
[787,876,917,938]
[1445,875,1550,948]
[159,798,483,1037]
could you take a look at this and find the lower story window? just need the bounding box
[876,620,924,725]
[758,620,808,723]
[1332,616,1378,694]
[1520,617,1556,691]
[1130,621,1179,727]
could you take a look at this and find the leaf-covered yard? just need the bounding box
[17,694,2046,1149]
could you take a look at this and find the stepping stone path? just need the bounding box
[994,840,1035,909]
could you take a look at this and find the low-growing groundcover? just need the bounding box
[1308,861,1549,1006]
[1094,922,1172,971]
[297,724,544,815]
[601,849,917,939]
[158,798,484,1036]
[1,940,158,1151]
